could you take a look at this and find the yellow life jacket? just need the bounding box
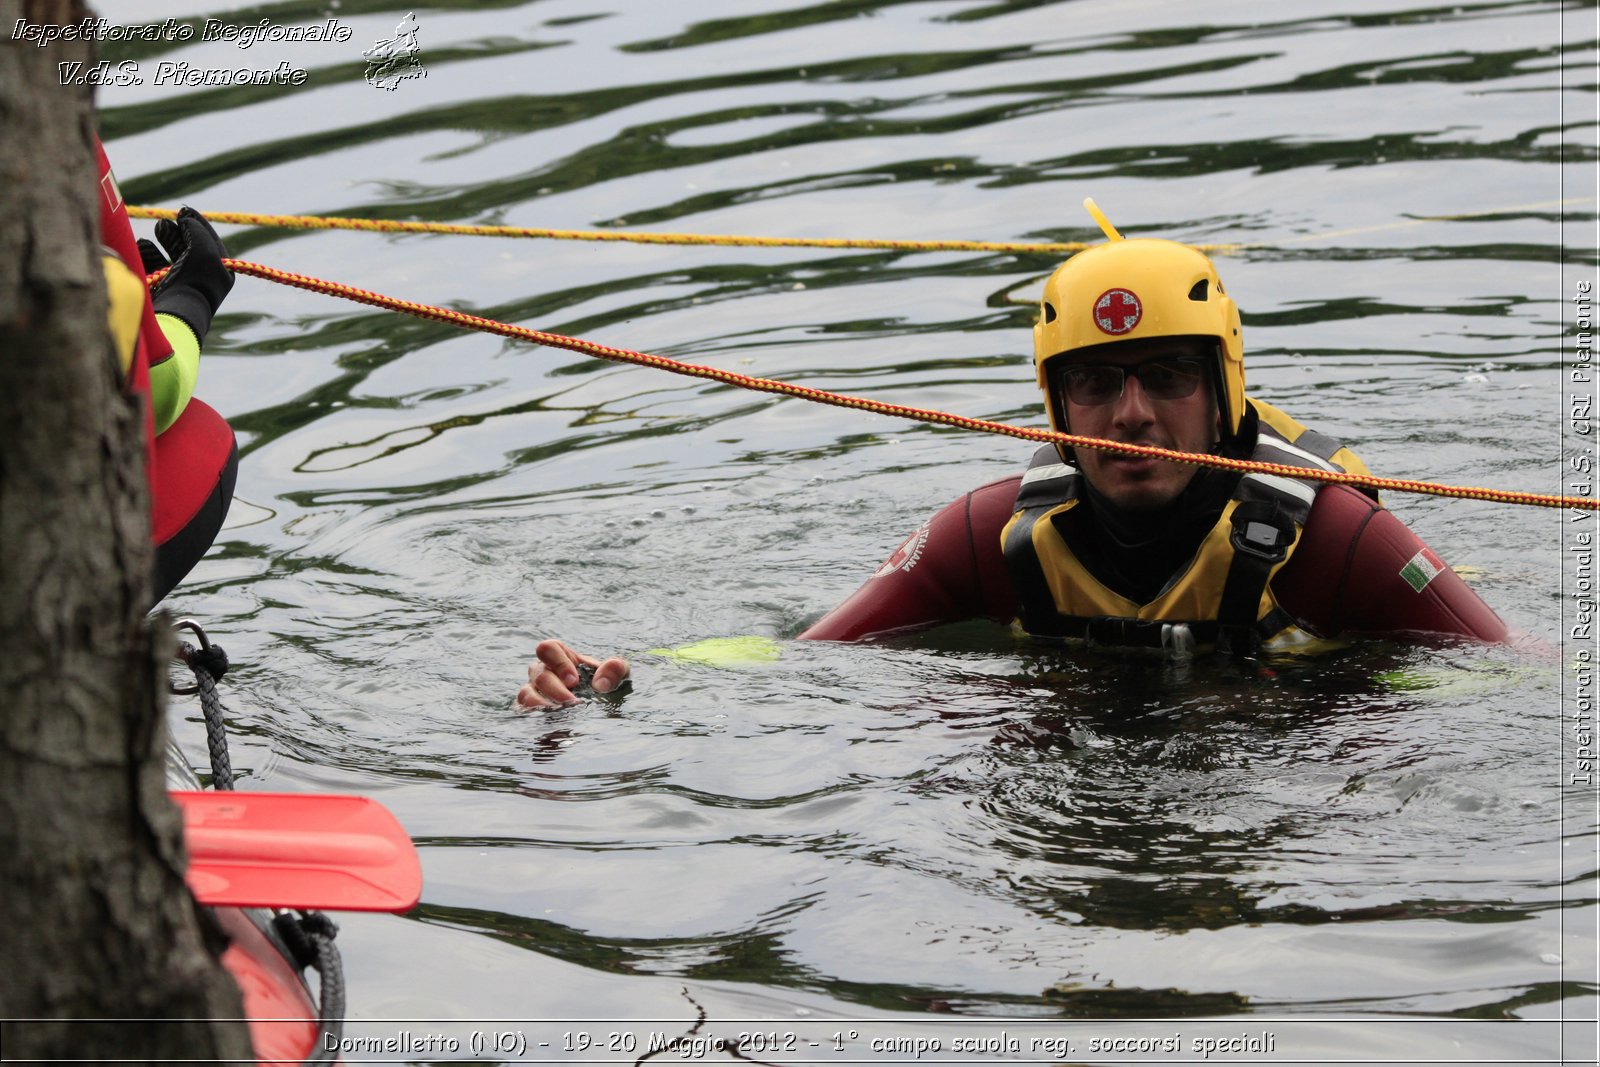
[102,252,146,375]
[1000,400,1372,656]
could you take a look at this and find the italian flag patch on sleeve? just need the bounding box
[1399,547,1446,592]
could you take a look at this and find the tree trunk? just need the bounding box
[0,2,252,1061]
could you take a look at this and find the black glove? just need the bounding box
[136,206,233,345]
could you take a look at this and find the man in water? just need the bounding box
[517,206,1506,707]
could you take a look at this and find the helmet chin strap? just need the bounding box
[1206,340,1235,448]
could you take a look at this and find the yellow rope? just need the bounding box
[1272,197,1594,245]
[127,206,1111,256]
[128,197,1596,256]
[201,257,1592,512]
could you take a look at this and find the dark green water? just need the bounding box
[100,1,1596,1062]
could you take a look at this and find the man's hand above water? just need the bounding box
[516,639,630,709]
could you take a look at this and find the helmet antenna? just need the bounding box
[1083,198,1123,242]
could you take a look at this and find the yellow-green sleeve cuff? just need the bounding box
[150,312,201,434]
[646,636,783,667]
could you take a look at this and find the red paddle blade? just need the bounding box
[171,791,422,913]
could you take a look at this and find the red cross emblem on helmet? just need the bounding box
[1093,288,1142,335]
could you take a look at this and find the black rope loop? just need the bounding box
[171,619,235,790]
[273,911,346,1066]
[170,618,229,692]
[185,642,230,681]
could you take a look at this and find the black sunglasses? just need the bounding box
[1055,356,1207,407]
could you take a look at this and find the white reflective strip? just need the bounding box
[1261,435,1338,471]
[1021,462,1076,486]
[1244,472,1317,507]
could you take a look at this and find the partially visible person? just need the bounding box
[516,204,1506,708]
[97,137,236,604]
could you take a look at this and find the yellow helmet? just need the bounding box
[1033,200,1245,439]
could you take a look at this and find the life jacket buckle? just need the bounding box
[1229,514,1291,563]
[1160,622,1195,659]
[1083,616,1177,650]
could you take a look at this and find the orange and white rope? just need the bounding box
[191,257,1591,512]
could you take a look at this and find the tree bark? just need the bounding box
[0,1,252,1060]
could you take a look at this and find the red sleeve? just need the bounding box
[798,476,1020,641]
[151,398,235,545]
[95,138,171,371]
[1272,485,1508,643]
[95,137,165,484]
